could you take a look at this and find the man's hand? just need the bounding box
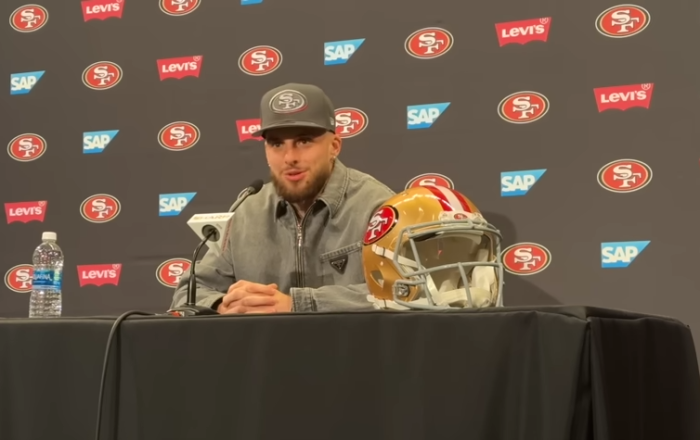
[218,280,292,314]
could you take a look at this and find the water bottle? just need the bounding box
[29,231,64,318]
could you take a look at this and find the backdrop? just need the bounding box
[2,0,699,353]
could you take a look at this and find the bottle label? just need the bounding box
[53,271,62,290]
[33,269,62,289]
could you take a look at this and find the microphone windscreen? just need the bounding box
[249,179,264,194]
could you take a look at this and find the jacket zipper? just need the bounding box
[295,214,309,288]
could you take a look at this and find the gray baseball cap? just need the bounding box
[252,83,337,138]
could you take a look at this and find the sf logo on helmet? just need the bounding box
[270,90,307,113]
[363,206,398,245]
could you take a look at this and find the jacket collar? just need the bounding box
[274,159,349,219]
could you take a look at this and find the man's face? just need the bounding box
[264,127,341,204]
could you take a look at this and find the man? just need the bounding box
[170,83,395,314]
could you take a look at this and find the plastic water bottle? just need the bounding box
[29,231,64,318]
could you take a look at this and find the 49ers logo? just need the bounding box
[334,107,368,138]
[498,91,549,124]
[363,206,398,245]
[9,4,49,33]
[156,258,191,287]
[4,264,33,293]
[80,194,121,223]
[405,173,454,190]
[595,4,650,38]
[158,121,200,151]
[82,61,123,90]
[501,242,551,275]
[160,0,200,16]
[405,27,454,59]
[7,133,47,162]
[597,159,652,193]
[238,45,283,76]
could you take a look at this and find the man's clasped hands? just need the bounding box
[216,280,292,314]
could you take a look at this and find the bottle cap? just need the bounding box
[42,232,57,241]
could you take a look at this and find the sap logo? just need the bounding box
[10,71,45,95]
[324,39,365,65]
[241,0,262,4]
[501,169,546,196]
[601,241,650,268]
[83,130,119,154]
[159,192,196,216]
[407,103,450,129]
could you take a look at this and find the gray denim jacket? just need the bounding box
[170,160,395,312]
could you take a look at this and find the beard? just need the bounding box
[271,165,332,204]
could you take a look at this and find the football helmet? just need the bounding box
[362,185,504,310]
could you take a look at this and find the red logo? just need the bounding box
[160,0,199,16]
[80,194,121,223]
[596,4,650,38]
[236,119,262,142]
[156,258,191,287]
[597,159,652,193]
[77,264,122,287]
[405,173,454,190]
[5,201,47,224]
[9,4,49,33]
[363,206,398,245]
[82,61,123,90]
[498,91,549,124]
[158,121,200,151]
[405,27,454,59]
[4,264,33,293]
[238,46,283,76]
[334,107,368,138]
[593,83,653,112]
[501,243,551,275]
[157,55,203,81]
[81,0,123,22]
[7,133,47,162]
[495,17,551,47]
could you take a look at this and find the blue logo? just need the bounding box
[501,169,546,197]
[159,193,196,216]
[407,103,450,129]
[10,71,45,95]
[601,241,650,268]
[324,39,365,65]
[241,0,262,4]
[83,130,119,154]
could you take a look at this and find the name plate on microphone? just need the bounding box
[187,212,234,256]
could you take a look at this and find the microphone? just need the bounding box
[166,179,264,317]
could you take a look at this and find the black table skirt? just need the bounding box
[1,306,698,440]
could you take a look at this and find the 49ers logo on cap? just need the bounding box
[158,121,200,151]
[7,133,46,162]
[80,194,121,223]
[270,90,307,113]
[156,258,191,287]
[405,173,454,190]
[82,61,123,90]
[4,264,33,293]
[498,91,549,124]
[597,159,652,193]
[595,4,650,38]
[238,45,283,76]
[363,206,398,245]
[160,0,200,16]
[335,107,368,138]
[405,27,454,59]
[10,4,49,33]
[501,242,551,276]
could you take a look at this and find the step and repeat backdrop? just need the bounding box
[2,0,699,348]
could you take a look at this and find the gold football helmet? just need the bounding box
[362,185,504,310]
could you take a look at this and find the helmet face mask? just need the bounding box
[362,187,505,310]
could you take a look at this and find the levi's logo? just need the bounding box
[236,119,262,142]
[81,0,124,21]
[77,264,122,287]
[495,17,551,47]
[157,56,203,81]
[5,201,47,224]
[593,83,654,112]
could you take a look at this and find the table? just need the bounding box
[1,306,699,440]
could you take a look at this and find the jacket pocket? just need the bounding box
[319,241,363,286]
